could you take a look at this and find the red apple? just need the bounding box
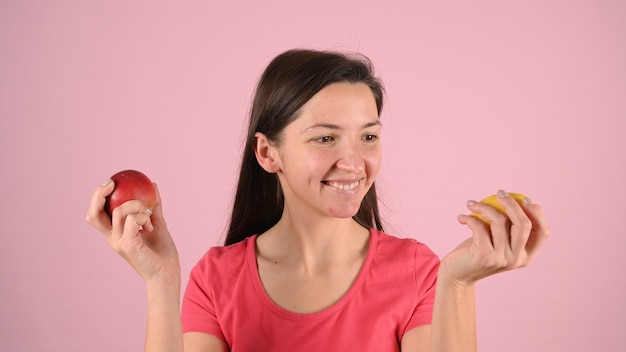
[105,169,156,218]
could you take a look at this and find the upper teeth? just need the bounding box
[327,181,359,191]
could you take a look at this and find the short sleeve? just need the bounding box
[181,251,225,340]
[403,242,440,333]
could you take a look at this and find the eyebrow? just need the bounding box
[302,121,382,133]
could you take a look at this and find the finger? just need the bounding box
[466,199,509,252]
[495,190,532,255]
[111,200,154,239]
[141,183,178,254]
[85,179,115,233]
[122,212,152,238]
[520,198,550,260]
[109,211,152,257]
[150,183,167,229]
[457,213,494,251]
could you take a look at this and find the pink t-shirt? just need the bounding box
[181,229,439,351]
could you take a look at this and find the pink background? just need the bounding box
[1,1,624,351]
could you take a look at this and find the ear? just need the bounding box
[253,132,281,173]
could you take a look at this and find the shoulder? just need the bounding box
[361,230,439,314]
[371,229,439,262]
[189,236,255,279]
[369,229,440,288]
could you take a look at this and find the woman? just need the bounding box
[86,49,549,351]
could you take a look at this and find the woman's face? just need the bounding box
[272,82,382,220]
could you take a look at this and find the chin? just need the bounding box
[327,203,362,219]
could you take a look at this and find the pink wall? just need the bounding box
[1,1,624,351]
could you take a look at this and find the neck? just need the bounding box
[258,210,370,274]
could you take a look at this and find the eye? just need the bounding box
[314,135,335,144]
[362,134,378,142]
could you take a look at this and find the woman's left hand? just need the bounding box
[441,190,550,286]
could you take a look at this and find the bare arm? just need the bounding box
[400,275,476,352]
[87,181,229,352]
[145,280,184,352]
[144,281,228,352]
[87,181,211,351]
[428,269,477,351]
[401,191,549,351]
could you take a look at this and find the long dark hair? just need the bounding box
[224,49,385,246]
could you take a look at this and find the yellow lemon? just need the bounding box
[471,192,527,223]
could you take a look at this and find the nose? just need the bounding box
[336,141,365,174]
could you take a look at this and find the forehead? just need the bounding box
[293,82,379,126]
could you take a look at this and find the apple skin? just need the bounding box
[471,192,526,224]
[104,170,156,218]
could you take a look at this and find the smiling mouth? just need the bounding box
[323,179,361,191]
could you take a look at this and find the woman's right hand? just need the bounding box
[86,179,181,287]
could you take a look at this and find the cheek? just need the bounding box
[308,155,335,179]
[284,150,329,181]
[365,148,382,174]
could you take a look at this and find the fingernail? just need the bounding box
[467,200,477,206]
[145,208,152,216]
[523,196,533,205]
[101,178,113,186]
[497,189,509,198]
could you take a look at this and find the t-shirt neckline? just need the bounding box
[246,228,379,322]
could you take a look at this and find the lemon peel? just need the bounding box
[471,192,527,223]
